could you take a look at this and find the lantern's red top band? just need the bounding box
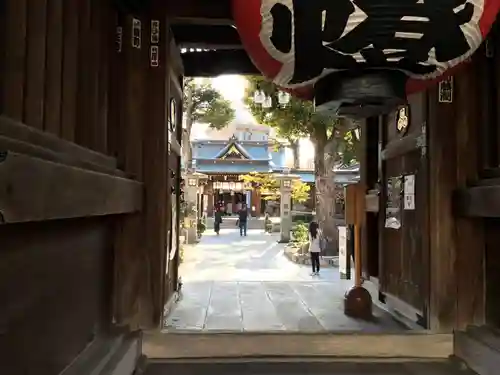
[233,0,500,100]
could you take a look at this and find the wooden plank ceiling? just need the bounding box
[168,0,259,76]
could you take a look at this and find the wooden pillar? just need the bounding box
[207,183,214,217]
[112,10,146,329]
[428,55,485,331]
[1,0,28,120]
[112,2,173,329]
[25,0,48,130]
[44,0,64,136]
[60,0,79,142]
[142,0,171,327]
[360,117,380,279]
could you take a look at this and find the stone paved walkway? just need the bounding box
[165,229,405,333]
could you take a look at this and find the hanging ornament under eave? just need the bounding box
[253,90,265,104]
[262,96,273,109]
[232,0,500,103]
[278,91,291,106]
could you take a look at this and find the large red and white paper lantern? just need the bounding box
[233,0,500,100]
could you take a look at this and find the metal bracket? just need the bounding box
[151,20,160,44]
[150,46,159,67]
[116,26,123,53]
[131,18,141,49]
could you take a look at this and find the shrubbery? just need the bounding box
[292,213,314,224]
[292,223,309,244]
[197,217,206,235]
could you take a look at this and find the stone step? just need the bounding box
[454,325,500,375]
[143,332,453,361]
[144,359,474,375]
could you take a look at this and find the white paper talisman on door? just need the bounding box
[338,226,349,279]
[404,175,415,195]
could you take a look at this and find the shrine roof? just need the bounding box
[193,138,276,161]
[195,163,272,174]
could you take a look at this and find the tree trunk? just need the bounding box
[290,141,300,169]
[313,130,338,255]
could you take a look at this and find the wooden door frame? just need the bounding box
[378,107,430,328]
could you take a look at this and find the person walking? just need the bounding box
[237,204,249,237]
[214,207,223,235]
[308,221,322,276]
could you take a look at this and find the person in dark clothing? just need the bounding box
[214,208,223,235]
[237,204,249,237]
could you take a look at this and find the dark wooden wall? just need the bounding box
[449,22,500,331]
[0,0,183,373]
[361,42,498,331]
[0,218,113,375]
[1,0,110,151]
[428,51,486,331]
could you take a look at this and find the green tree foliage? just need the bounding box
[244,76,360,167]
[185,78,235,130]
[240,172,310,203]
[183,78,235,166]
[244,76,361,254]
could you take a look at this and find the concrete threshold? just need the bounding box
[143,331,453,361]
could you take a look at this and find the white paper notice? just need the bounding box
[404,175,415,195]
[338,226,348,277]
[404,194,416,210]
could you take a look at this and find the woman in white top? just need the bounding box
[308,221,322,276]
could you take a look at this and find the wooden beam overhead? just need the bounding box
[454,183,500,217]
[172,24,243,50]
[182,50,259,77]
[167,0,233,25]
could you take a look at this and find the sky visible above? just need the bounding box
[211,75,248,104]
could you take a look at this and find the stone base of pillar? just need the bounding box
[279,218,292,243]
[186,227,198,245]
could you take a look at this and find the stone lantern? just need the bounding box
[184,172,208,244]
[275,172,299,243]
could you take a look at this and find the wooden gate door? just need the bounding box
[165,53,183,303]
[379,93,430,327]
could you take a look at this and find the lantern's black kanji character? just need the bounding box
[266,0,475,84]
[269,0,360,84]
[329,0,474,74]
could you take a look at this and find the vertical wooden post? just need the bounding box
[428,54,485,331]
[142,0,170,326]
[112,9,148,329]
[344,182,372,319]
[207,182,214,217]
[24,0,47,130]
[60,0,79,142]
[354,183,366,287]
[43,0,63,136]
[354,225,362,287]
[111,2,175,329]
[2,0,28,121]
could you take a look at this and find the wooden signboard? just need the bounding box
[343,183,366,287]
[345,183,366,225]
[338,226,351,280]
